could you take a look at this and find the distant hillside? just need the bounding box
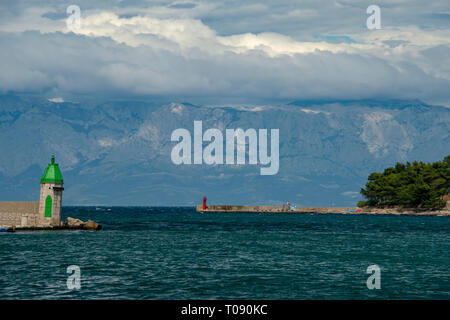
[0,94,449,206]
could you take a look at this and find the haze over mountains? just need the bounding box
[0,94,448,206]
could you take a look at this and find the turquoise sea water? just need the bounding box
[0,207,449,299]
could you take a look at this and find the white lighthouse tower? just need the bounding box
[38,155,64,226]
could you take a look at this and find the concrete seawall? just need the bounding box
[0,202,39,227]
[196,205,355,214]
[196,205,450,216]
[0,202,102,231]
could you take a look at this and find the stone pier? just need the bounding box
[196,205,355,214]
[196,204,450,216]
[0,202,39,227]
[0,155,101,231]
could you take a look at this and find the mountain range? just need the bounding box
[0,94,448,206]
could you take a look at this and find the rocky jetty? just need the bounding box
[197,204,450,216]
[7,217,102,232]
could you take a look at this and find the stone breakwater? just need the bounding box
[10,217,102,232]
[0,201,39,228]
[0,202,102,231]
[196,205,450,216]
[0,156,102,231]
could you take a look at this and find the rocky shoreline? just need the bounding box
[358,207,450,216]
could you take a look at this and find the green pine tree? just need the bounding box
[358,156,450,208]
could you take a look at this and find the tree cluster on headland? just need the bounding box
[358,156,450,209]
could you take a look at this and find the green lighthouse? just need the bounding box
[40,155,64,184]
[38,155,64,226]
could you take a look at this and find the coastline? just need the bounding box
[196,205,450,216]
[355,207,450,216]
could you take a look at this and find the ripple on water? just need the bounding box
[0,207,449,299]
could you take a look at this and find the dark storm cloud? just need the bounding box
[1,30,448,104]
[0,0,449,104]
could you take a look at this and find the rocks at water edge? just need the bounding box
[65,217,102,230]
[84,220,102,230]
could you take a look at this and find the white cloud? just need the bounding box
[48,97,64,103]
[341,191,360,198]
[300,108,331,115]
[0,1,449,104]
[97,138,120,148]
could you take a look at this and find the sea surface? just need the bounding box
[0,207,449,299]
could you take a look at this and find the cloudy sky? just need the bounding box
[1,0,449,105]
